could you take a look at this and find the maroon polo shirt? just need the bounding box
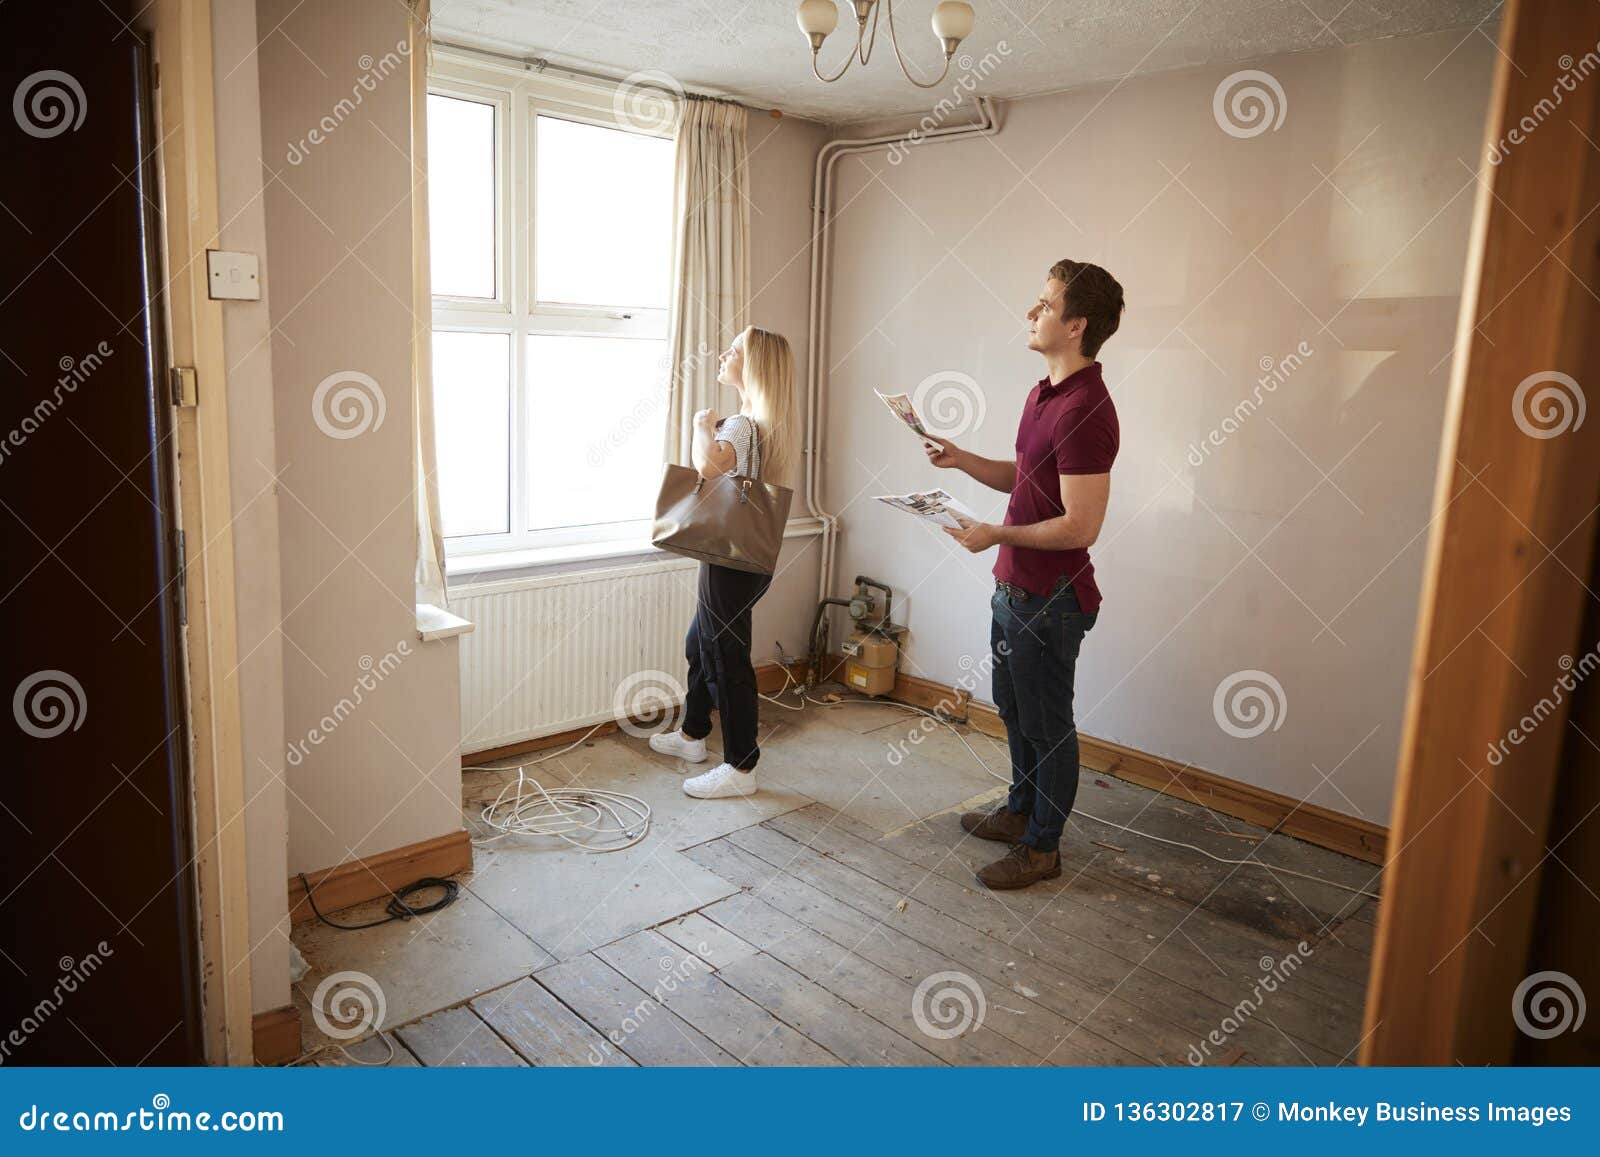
[994,361,1119,613]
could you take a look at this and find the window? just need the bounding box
[428,95,496,299]
[433,330,509,536]
[533,116,673,310]
[428,64,676,557]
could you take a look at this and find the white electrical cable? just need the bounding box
[464,723,652,852]
[467,721,610,768]
[768,680,1381,900]
[758,661,808,709]
[474,768,652,852]
[284,984,399,1068]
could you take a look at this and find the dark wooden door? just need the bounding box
[0,0,204,1064]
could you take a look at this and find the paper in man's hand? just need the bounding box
[874,488,980,530]
[875,391,940,449]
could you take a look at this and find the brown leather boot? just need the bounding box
[959,804,1028,843]
[976,843,1061,890]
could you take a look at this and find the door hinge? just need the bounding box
[169,365,198,407]
[174,529,188,627]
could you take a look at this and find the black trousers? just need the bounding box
[681,562,771,770]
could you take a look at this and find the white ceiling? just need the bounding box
[430,0,1501,124]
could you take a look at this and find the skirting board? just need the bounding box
[872,668,1388,866]
[1074,733,1387,865]
[288,830,473,926]
[468,721,621,765]
[252,1005,301,1066]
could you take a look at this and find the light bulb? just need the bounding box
[797,0,840,45]
[931,1,975,44]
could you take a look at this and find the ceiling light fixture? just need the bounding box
[797,0,976,89]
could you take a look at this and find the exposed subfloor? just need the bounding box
[291,687,1381,1067]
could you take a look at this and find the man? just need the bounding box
[926,259,1124,889]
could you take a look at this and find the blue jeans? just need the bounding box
[990,581,1096,852]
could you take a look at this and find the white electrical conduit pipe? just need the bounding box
[802,97,1001,605]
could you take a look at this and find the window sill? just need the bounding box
[415,603,475,642]
[445,516,828,582]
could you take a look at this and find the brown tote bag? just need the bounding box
[651,421,793,575]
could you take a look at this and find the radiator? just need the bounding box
[452,557,699,754]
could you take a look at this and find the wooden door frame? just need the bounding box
[136,0,254,1065]
[1363,0,1600,1064]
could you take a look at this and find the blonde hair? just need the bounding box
[737,326,797,488]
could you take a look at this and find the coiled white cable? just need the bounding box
[465,723,652,852]
[474,768,652,852]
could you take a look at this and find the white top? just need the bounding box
[715,414,761,479]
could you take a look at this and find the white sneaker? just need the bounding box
[682,762,757,799]
[648,729,708,763]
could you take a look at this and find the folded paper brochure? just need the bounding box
[875,390,940,449]
[874,488,979,530]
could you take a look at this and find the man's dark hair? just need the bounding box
[1048,259,1125,359]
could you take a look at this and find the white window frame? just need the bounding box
[429,51,677,558]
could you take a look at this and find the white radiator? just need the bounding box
[452,557,699,754]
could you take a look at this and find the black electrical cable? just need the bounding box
[296,873,460,931]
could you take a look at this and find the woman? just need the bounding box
[649,327,796,799]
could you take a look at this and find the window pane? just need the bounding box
[534,116,673,308]
[428,95,495,298]
[433,331,510,537]
[525,334,668,530]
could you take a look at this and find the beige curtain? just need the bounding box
[410,0,448,608]
[665,97,750,463]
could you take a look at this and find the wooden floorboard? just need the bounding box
[471,977,634,1067]
[1326,912,1377,954]
[700,826,1330,1066]
[701,891,1042,1066]
[687,836,1158,1065]
[773,805,1368,1010]
[1296,938,1376,987]
[1061,782,1375,935]
[534,953,739,1067]
[656,912,760,970]
[776,804,1372,1013]
[784,806,1363,1004]
[394,1006,526,1067]
[745,811,1358,1060]
[596,929,843,1066]
[715,949,944,1066]
[1346,900,1380,926]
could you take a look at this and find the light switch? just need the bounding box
[206,249,260,301]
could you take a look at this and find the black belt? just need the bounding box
[996,576,1075,602]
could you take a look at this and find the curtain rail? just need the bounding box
[432,39,777,115]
